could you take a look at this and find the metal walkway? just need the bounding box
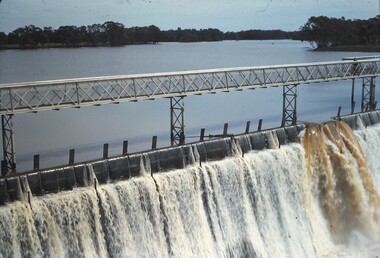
[0,59,379,115]
[0,58,379,175]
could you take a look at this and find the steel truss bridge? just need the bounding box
[1,57,379,175]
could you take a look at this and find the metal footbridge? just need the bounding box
[1,56,379,174]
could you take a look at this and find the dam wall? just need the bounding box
[336,110,380,130]
[1,110,380,206]
[0,125,304,205]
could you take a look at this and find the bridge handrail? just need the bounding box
[0,58,379,114]
[1,59,380,88]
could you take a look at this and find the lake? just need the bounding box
[0,40,378,171]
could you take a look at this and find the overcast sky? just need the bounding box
[0,0,378,33]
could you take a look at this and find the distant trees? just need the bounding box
[160,28,224,42]
[103,22,128,46]
[0,32,7,44]
[0,22,302,49]
[225,29,293,40]
[1,16,379,50]
[0,22,163,48]
[7,25,46,47]
[301,16,380,49]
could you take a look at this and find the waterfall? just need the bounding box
[0,121,379,257]
[303,122,380,256]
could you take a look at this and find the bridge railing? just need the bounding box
[0,59,379,115]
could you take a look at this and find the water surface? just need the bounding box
[0,40,377,171]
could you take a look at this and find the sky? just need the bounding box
[0,0,379,33]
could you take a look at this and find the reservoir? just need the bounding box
[0,40,379,257]
[0,40,378,172]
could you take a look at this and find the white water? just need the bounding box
[0,123,379,257]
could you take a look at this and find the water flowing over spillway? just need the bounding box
[304,122,380,247]
[0,121,380,257]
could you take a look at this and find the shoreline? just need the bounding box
[314,45,380,52]
[1,41,379,52]
[0,42,157,50]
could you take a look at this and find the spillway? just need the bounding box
[0,112,380,257]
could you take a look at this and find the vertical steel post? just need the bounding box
[337,106,342,118]
[362,78,366,111]
[103,143,109,159]
[257,119,263,131]
[361,77,376,112]
[152,136,157,150]
[370,77,376,110]
[69,149,75,165]
[122,140,128,155]
[200,128,205,142]
[223,123,228,136]
[245,121,250,134]
[170,96,185,146]
[33,154,40,171]
[1,114,16,175]
[351,79,355,114]
[281,85,298,127]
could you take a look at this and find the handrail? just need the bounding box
[0,58,379,114]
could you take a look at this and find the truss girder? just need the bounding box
[281,85,298,127]
[2,114,16,175]
[170,97,185,146]
[361,77,376,112]
[0,59,379,115]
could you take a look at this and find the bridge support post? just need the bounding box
[281,85,297,127]
[361,77,376,112]
[170,96,185,146]
[351,79,355,114]
[1,114,16,175]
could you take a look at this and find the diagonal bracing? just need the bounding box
[1,115,16,175]
[170,96,185,146]
[0,59,379,115]
[281,85,298,127]
[361,77,376,112]
[0,58,379,175]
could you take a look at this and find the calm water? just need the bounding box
[0,40,378,171]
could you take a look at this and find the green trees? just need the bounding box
[224,30,292,40]
[6,25,46,47]
[103,22,128,46]
[0,22,304,49]
[1,16,378,50]
[160,28,224,42]
[301,16,380,49]
[0,32,6,44]
[0,24,226,48]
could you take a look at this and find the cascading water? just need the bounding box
[304,122,380,246]
[0,120,379,257]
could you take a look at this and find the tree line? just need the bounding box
[301,16,380,49]
[0,21,302,49]
[0,16,379,49]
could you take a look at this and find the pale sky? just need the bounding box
[0,0,378,33]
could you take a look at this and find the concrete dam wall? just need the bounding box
[1,111,380,257]
[1,110,380,206]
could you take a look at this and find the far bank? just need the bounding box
[314,44,380,52]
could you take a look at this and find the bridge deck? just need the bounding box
[0,59,379,115]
